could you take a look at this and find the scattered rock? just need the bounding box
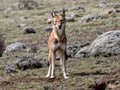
[4,7,13,15]
[70,13,79,18]
[14,56,42,70]
[96,10,116,19]
[89,30,120,57]
[10,2,21,9]
[66,16,75,22]
[0,35,5,57]
[5,65,16,73]
[67,42,90,58]
[23,26,36,34]
[80,14,95,22]
[80,9,119,23]
[107,3,120,8]
[18,24,27,27]
[75,45,90,58]
[18,0,42,10]
[68,6,85,12]
[95,3,107,8]
[95,3,120,8]
[4,42,26,53]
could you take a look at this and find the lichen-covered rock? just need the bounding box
[4,42,26,53]
[23,26,36,34]
[89,30,120,56]
[14,56,42,70]
[0,35,5,57]
[67,42,90,58]
[5,65,16,73]
[66,16,75,22]
[80,14,95,22]
[68,6,85,12]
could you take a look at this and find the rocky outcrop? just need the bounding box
[80,9,120,23]
[75,30,120,58]
[89,30,120,56]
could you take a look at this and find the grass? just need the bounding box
[0,0,120,90]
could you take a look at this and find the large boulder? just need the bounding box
[89,30,120,56]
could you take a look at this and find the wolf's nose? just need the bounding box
[59,26,62,29]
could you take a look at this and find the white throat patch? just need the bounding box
[53,25,64,36]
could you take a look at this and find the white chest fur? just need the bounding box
[53,43,65,50]
[53,25,64,41]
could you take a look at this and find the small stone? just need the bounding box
[5,65,16,73]
[23,26,36,34]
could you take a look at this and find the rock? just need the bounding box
[18,24,27,27]
[4,7,13,15]
[0,35,5,57]
[10,2,21,9]
[75,45,90,58]
[89,30,120,56]
[95,3,120,8]
[5,65,16,73]
[68,6,85,12]
[67,42,90,58]
[18,0,42,10]
[80,14,95,23]
[47,18,52,24]
[42,58,49,67]
[66,16,75,22]
[95,3,107,8]
[107,3,120,8]
[96,10,116,19]
[23,26,36,34]
[70,13,79,18]
[14,56,42,70]
[4,42,26,53]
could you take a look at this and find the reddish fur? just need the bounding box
[46,9,69,79]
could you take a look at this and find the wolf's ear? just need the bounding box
[51,11,56,17]
[62,8,65,17]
